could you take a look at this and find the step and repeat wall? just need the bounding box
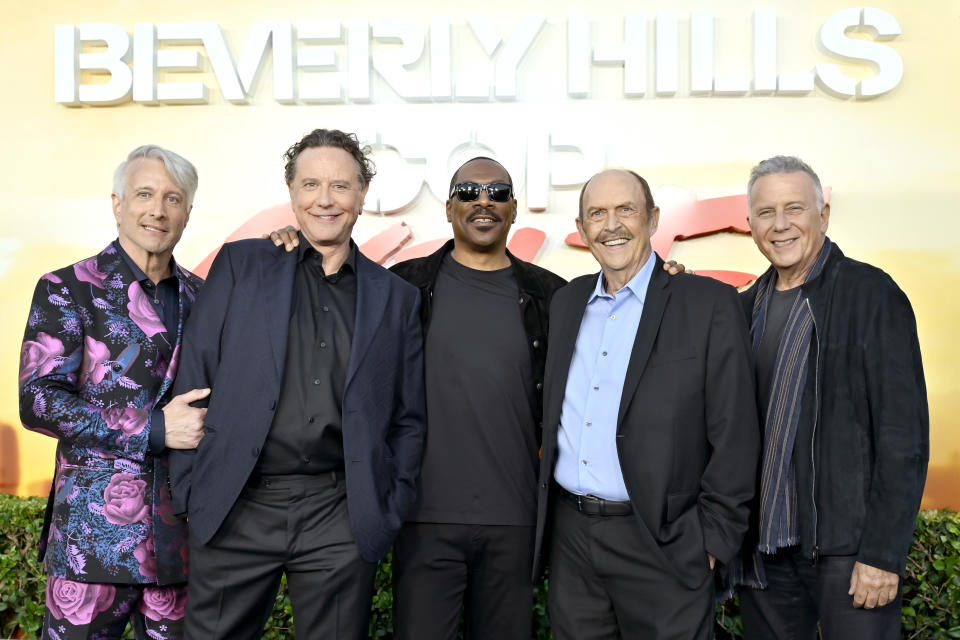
[2,0,958,507]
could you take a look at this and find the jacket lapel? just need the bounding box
[259,245,298,380]
[543,275,594,453]
[346,252,388,390]
[616,259,670,426]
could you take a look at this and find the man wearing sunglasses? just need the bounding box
[387,157,566,640]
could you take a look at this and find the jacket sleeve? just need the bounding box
[168,245,235,514]
[699,283,762,564]
[384,288,427,526]
[857,280,929,575]
[19,275,152,459]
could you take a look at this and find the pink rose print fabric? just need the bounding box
[19,332,64,384]
[79,337,111,385]
[101,407,148,436]
[45,576,115,625]
[102,473,149,525]
[127,281,166,337]
[74,257,109,289]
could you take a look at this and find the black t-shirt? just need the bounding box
[409,253,538,525]
[756,287,800,423]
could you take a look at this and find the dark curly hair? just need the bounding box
[283,129,376,187]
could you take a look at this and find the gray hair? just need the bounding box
[747,155,824,211]
[113,145,199,208]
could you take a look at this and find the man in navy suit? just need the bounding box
[169,129,426,640]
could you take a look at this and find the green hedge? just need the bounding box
[2,494,957,639]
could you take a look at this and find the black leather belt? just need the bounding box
[558,486,632,516]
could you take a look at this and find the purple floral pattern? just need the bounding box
[46,576,116,625]
[19,332,64,384]
[138,584,187,621]
[20,244,203,587]
[127,282,166,338]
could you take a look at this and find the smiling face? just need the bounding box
[577,170,660,294]
[748,171,830,289]
[111,157,191,270]
[446,158,516,258]
[287,145,369,254]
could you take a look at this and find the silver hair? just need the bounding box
[747,155,824,211]
[113,145,199,207]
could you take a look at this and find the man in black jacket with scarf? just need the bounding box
[733,155,929,639]
[388,157,565,639]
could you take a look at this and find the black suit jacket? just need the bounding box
[533,257,760,588]
[169,239,425,562]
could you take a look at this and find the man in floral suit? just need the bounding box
[19,145,210,640]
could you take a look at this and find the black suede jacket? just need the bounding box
[390,240,566,433]
[740,243,929,575]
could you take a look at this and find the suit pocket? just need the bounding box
[666,491,698,521]
[647,348,697,369]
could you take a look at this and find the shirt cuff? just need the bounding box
[149,409,166,454]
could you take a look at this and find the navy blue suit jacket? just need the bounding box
[169,239,426,562]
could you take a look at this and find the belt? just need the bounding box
[557,486,632,516]
[245,469,344,489]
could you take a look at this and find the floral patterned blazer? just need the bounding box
[19,241,203,585]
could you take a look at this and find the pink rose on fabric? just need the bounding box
[42,272,63,284]
[127,282,166,337]
[74,257,108,289]
[79,337,111,385]
[45,576,115,625]
[138,584,187,621]
[165,344,181,381]
[101,407,148,436]
[19,332,64,383]
[102,473,149,525]
[134,536,157,578]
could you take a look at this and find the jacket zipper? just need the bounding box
[805,297,821,564]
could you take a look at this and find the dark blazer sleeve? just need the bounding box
[384,286,426,526]
[168,244,235,514]
[857,278,928,575]
[699,283,761,564]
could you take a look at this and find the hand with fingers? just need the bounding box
[849,561,899,609]
[262,225,300,252]
[162,388,210,449]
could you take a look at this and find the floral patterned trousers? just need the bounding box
[42,576,187,640]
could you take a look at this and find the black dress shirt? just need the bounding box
[114,240,181,454]
[255,236,357,475]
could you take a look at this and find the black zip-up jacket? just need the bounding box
[390,240,566,433]
[740,243,929,575]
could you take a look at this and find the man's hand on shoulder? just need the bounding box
[662,260,691,276]
[262,226,300,252]
[163,388,210,449]
[848,561,899,609]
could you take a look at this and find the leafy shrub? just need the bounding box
[2,495,956,639]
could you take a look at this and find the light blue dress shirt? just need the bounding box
[554,252,657,501]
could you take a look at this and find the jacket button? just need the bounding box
[540,482,547,489]
[532,340,541,348]
[518,296,525,304]
[112,363,123,373]
[536,382,543,391]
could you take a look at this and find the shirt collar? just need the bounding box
[589,251,657,303]
[112,239,179,283]
[297,232,358,275]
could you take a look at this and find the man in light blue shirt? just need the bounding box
[533,169,760,640]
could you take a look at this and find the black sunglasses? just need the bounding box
[450,182,514,203]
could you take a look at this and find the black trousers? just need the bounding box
[184,472,377,640]
[548,496,714,640]
[393,521,535,640]
[740,550,901,640]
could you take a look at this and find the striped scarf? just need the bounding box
[722,237,832,594]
